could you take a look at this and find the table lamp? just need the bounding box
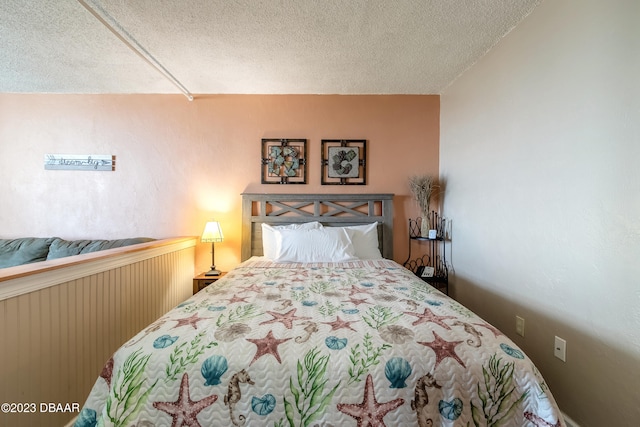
[201,220,224,276]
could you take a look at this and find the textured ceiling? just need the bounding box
[0,0,541,96]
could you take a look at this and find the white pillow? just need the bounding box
[330,223,382,259]
[261,222,321,259]
[273,227,357,263]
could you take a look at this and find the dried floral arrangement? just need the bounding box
[408,175,438,216]
[409,175,439,237]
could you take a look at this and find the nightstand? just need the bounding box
[193,272,226,294]
[403,217,449,295]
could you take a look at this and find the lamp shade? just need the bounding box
[201,221,224,243]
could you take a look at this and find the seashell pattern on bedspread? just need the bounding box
[76,258,565,427]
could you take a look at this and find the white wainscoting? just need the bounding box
[0,237,196,427]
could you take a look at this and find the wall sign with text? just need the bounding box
[44,154,115,171]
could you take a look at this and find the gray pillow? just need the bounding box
[0,238,56,268]
[46,237,155,260]
[79,238,155,254]
[46,238,92,259]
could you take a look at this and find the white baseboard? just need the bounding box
[563,411,580,427]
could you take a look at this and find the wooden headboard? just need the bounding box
[241,193,394,261]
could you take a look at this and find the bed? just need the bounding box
[75,193,565,427]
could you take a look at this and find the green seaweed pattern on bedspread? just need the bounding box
[105,349,156,427]
[284,347,340,427]
[470,354,528,427]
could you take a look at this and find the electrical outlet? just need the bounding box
[554,336,567,362]
[515,316,525,337]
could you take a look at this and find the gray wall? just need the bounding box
[440,1,640,426]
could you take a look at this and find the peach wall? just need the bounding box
[0,94,439,272]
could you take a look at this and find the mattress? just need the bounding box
[75,258,565,427]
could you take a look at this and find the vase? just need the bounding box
[420,213,430,238]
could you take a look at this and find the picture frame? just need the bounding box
[261,138,307,184]
[321,139,367,185]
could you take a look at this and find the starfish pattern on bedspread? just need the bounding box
[404,307,456,330]
[524,411,562,427]
[238,283,264,294]
[418,331,466,369]
[343,296,371,306]
[259,308,312,329]
[377,270,395,276]
[348,284,374,296]
[322,316,359,332]
[171,313,210,330]
[99,357,114,389]
[226,294,250,304]
[246,329,292,365]
[153,373,218,427]
[337,374,404,427]
[238,271,257,278]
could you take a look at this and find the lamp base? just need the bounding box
[204,267,221,276]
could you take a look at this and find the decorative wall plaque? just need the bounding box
[321,139,367,185]
[44,154,115,171]
[261,139,307,184]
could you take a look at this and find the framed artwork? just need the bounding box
[261,138,307,184]
[321,139,367,185]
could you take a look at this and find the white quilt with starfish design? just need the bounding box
[75,258,565,427]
